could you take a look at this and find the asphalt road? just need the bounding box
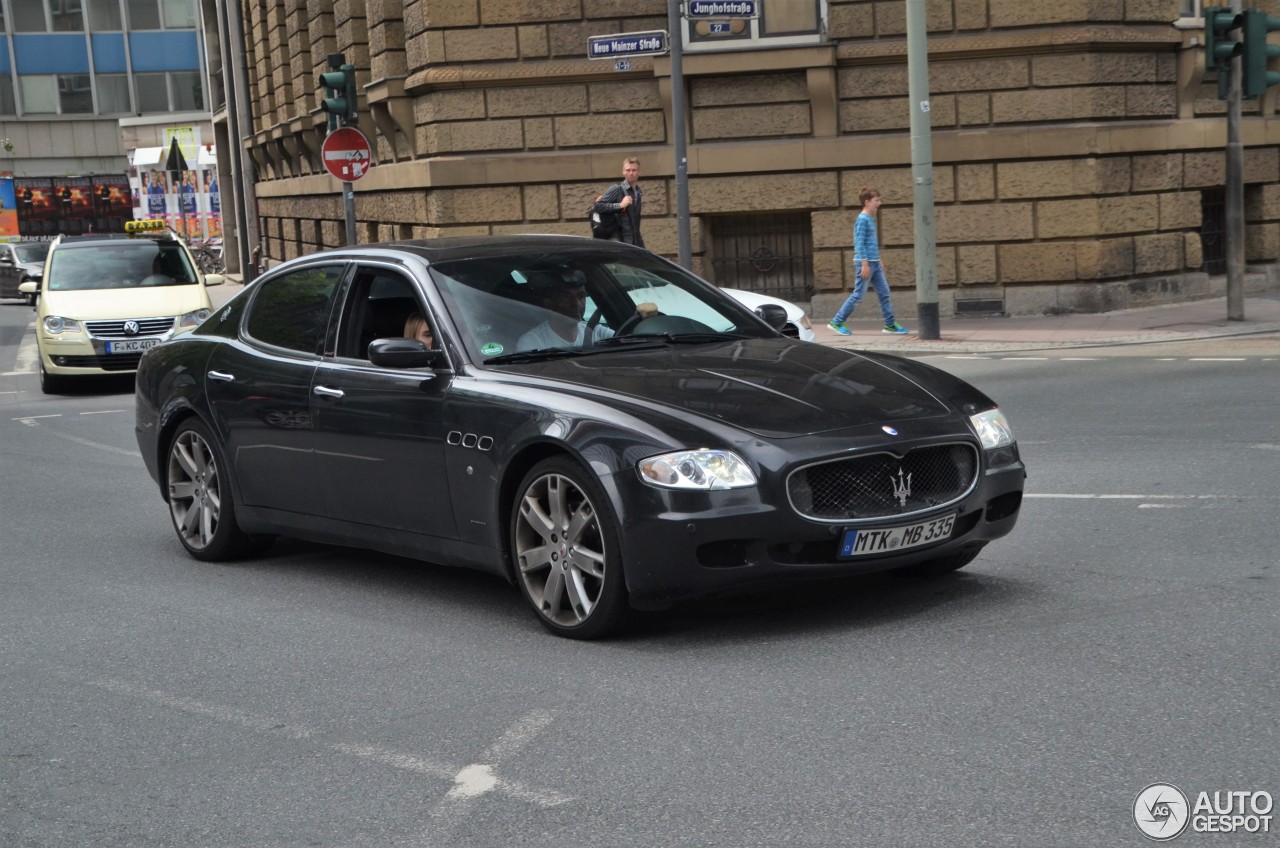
[2,299,1277,848]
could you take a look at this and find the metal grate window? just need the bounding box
[1200,188,1225,276]
[706,213,814,304]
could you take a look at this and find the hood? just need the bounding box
[41,283,211,321]
[496,338,953,438]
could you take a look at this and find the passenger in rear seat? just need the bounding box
[404,312,434,348]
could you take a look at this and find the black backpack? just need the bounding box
[588,194,621,239]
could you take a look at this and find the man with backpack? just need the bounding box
[591,157,644,248]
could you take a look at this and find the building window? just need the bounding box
[161,0,197,28]
[0,78,16,116]
[135,72,168,110]
[687,0,825,50]
[96,73,131,112]
[126,0,161,29]
[19,76,58,113]
[88,0,125,30]
[52,0,85,31]
[58,73,93,112]
[13,2,50,32]
[171,70,202,110]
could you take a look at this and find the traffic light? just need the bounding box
[1205,6,1243,99]
[1242,8,1280,99]
[318,53,357,130]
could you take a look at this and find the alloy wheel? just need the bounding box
[168,428,223,551]
[514,471,609,628]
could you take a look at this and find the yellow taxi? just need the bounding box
[23,220,223,393]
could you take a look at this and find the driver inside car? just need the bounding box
[515,278,663,352]
[516,281,614,351]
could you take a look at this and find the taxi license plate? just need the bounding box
[106,338,160,354]
[839,514,956,558]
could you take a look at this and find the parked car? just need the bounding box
[0,240,50,303]
[135,235,1025,639]
[722,288,815,341]
[30,221,222,394]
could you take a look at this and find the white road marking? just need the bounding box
[1139,504,1189,509]
[12,413,60,421]
[1026,493,1236,500]
[80,409,125,416]
[41,429,140,457]
[1188,357,1247,361]
[1251,444,1280,451]
[14,330,38,374]
[1059,357,1099,361]
[86,678,572,819]
[943,355,991,359]
[1000,356,1049,360]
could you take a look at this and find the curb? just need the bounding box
[817,321,1280,355]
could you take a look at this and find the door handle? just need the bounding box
[207,370,235,382]
[312,385,344,398]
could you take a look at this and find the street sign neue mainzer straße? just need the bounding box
[588,30,669,59]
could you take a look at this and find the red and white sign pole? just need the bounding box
[321,127,371,245]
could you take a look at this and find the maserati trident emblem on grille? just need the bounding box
[124,320,140,336]
[891,468,912,507]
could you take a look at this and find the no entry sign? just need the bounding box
[321,127,371,182]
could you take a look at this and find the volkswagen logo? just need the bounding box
[123,320,140,336]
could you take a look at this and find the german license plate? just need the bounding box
[839,514,956,558]
[106,338,160,354]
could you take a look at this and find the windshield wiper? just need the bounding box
[485,347,590,364]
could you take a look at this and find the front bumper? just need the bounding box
[39,332,173,375]
[612,455,1025,607]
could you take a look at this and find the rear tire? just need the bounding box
[511,457,629,639]
[166,418,269,561]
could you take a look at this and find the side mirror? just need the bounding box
[203,273,225,286]
[18,280,37,295]
[754,303,789,331]
[0,255,13,265]
[368,337,442,369]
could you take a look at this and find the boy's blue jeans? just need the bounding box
[833,261,895,326]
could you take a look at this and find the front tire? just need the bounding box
[38,359,72,395]
[511,457,629,639]
[166,418,266,561]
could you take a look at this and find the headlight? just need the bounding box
[638,449,757,490]
[42,316,81,335]
[177,308,212,330]
[798,314,812,330]
[970,408,1014,450]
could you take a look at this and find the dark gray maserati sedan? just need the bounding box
[135,235,1024,638]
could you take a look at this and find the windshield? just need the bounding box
[14,242,50,263]
[46,241,199,291]
[429,248,771,363]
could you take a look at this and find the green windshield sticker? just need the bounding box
[480,342,504,356]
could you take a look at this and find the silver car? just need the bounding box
[0,241,50,303]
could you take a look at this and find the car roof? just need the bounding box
[296,234,638,266]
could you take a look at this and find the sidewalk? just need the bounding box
[817,295,1280,354]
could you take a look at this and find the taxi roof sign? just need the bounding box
[125,220,167,233]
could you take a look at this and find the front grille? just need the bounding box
[84,317,174,338]
[788,443,979,522]
[53,354,143,371]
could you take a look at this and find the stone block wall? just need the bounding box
[243,0,1280,312]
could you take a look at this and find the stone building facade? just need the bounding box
[210,0,1280,316]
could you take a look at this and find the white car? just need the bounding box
[721,288,815,342]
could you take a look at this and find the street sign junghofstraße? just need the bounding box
[686,0,760,18]
[588,30,669,59]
